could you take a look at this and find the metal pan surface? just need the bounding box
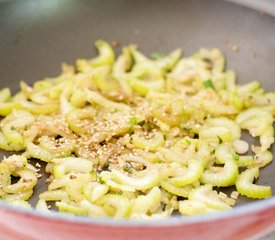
[0,0,275,239]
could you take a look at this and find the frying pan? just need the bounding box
[0,0,275,239]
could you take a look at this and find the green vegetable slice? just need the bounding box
[236,168,272,199]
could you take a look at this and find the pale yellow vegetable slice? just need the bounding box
[188,185,231,210]
[201,157,238,187]
[132,132,164,151]
[109,168,160,191]
[52,157,93,179]
[236,168,272,199]
[96,194,131,218]
[160,180,193,198]
[179,199,218,216]
[83,182,109,202]
[130,186,161,215]
[168,160,203,187]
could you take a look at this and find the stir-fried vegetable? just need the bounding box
[0,40,274,218]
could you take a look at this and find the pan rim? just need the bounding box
[0,197,275,226]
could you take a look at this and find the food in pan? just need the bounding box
[0,40,274,218]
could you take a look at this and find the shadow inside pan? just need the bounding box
[0,0,275,210]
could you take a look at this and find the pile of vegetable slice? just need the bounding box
[0,40,274,218]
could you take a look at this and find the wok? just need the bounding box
[0,0,275,239]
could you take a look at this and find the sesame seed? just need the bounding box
[231,45,239,52]
[70,175,77,179]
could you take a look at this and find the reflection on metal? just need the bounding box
[1,0,74,27]
[225,0,275,17]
